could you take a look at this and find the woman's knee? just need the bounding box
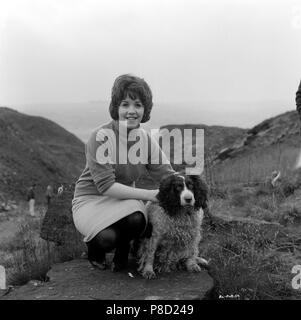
[90,227,120,251]
[89,212,146,251]
[120,211,146,235]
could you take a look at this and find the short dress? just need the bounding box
[72,120,175,242]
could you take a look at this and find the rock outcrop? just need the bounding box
[1,255,214,300]
[40,186,82,246]
[214,110,301,162]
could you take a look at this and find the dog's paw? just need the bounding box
[196,256,209,266]
[187,263,202,273]
[142,269,157,279]
[141,265,156,279]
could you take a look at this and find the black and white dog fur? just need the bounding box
[137,173,209,279]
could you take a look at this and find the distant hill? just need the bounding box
[215,110,301,161]
[136,123,247,188]
[151,111,301,185]
[160,123,247,154]
[14,101,112,143]
[154,123,246,172]
[212,110,301,184]
[0,107,85,200]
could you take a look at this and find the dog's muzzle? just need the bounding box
[180,190,195,206]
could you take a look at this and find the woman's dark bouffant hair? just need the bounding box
[109,74,153,123]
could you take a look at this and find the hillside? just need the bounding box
[160,123,247,154]
[136,123,247,188]
[215,110,301,162]
[212,110,301,184]
[0,107,85,200]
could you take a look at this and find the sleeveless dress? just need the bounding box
[72,120,175,242]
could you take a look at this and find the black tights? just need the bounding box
[86,211,146,266]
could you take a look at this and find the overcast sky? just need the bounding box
[0,0,301,118]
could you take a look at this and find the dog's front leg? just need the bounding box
[141,235,161,280]
[185,232,205,272]
[195,228,209,267]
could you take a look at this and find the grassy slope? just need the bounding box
[0,107,85,200]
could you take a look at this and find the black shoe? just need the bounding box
[110,261,127,272]
[111,242,130,272]
[87,242,106,270]
[89,259,107,270]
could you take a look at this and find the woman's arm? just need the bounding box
[86,126,158,202]
[103,182,159,202]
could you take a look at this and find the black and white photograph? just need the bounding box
[0,0,301,306]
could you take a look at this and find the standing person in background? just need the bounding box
[57,184,64,196]
[296,80,301,121]
[45,184,53,206]
[27,183,36,217]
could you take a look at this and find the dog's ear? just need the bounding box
[157,174,180,213]
[189,175,209,210]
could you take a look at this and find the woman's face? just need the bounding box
[118,95,144,129]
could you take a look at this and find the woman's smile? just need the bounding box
[118,95,144,129]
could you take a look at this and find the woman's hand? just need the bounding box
[103,183,159,202]
[148,189,159,203]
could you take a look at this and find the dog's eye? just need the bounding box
[174,183,184,191]
[186,181,193,189]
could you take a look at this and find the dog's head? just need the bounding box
[157,173,208,214]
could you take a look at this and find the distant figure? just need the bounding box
[27,183,36,217]
[296,80,301,121]
[57,184,64,195]
[270,170,281,187]
[45,185,53,206]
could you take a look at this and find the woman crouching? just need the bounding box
[72,74,175,271]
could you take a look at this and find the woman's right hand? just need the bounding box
[148,189,159,202]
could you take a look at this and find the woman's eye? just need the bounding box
[135,103,142,107]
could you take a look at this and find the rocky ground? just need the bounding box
[0,255,213,300]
